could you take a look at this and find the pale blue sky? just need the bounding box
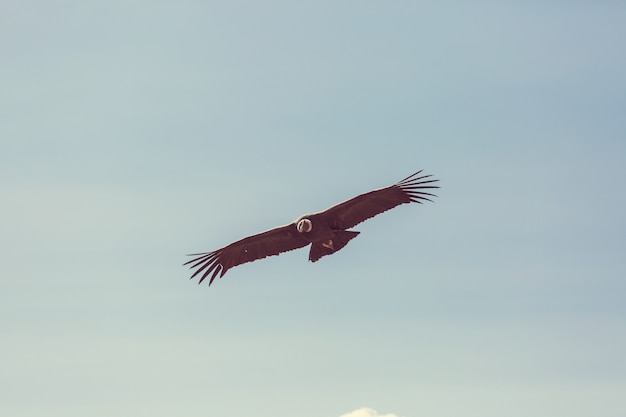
[2,1,625,417]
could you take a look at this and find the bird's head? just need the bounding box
[296,218,312,233]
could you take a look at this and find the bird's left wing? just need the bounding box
[321,170,439,230]
[184,223,310,285]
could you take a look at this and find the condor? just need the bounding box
[185,170,439,285]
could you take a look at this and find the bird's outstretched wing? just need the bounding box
[184,223,310,285]
[321,170,439,230]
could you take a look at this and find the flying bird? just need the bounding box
[184,170,439,285]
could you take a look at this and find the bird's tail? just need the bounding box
[309,230,360,262]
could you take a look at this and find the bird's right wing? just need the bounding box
[184,223,310,285]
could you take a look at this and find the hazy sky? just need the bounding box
[2,1,625,417]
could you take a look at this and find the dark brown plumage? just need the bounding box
[184,171,439,285]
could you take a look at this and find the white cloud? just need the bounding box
[339,407,402,417]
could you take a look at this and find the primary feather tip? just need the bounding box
[397,170,439,203]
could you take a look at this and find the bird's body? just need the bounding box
[294,212,361,262]
[185,171,439,285]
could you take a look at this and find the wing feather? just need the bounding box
[184,223,310,285]
[321,170,439,230]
